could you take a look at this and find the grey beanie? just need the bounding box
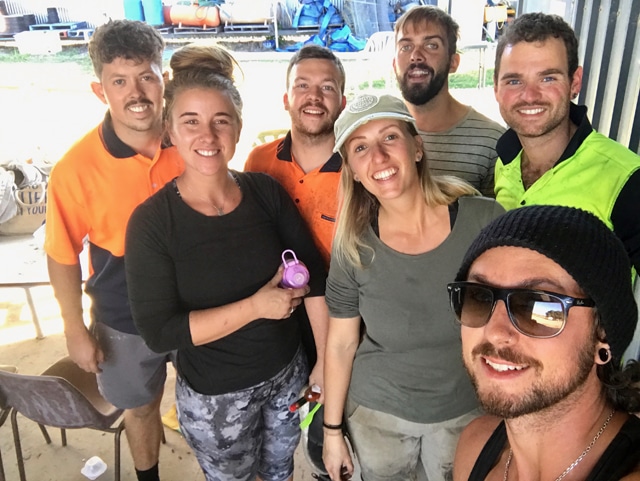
[455,205,637,361]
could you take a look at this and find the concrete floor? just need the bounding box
[0,235,320,481]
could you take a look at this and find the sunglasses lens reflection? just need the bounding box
[509,292,564,336]
[454,285,565,337]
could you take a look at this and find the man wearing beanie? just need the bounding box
[449,205,640,480]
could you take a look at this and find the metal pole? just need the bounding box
[273,0,279,49]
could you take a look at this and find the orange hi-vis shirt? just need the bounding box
[245,132,341,267]
[45,113,184,333]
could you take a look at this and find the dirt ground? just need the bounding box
[0,235,320,481]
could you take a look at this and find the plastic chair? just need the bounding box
[363,30,395,55]
[251,129,288,148]
[0,357,125,481]
[360,31,396,91]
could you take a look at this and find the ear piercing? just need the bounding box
[598,347,611,363]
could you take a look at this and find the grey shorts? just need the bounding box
[176,347,308,481]
[93,322,170,409]
[346,401,481,481]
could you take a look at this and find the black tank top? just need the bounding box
[468,416,640,480]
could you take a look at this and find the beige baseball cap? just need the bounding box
[333,94,418,153]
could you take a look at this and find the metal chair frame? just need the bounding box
[0,364,19,481]
[0,358,125,481]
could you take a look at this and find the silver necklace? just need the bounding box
[182,171,236,216]
[503,409,615,481]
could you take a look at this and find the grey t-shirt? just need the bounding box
[420,108,505,197]
[326,196,505,423]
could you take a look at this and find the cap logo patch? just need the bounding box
[348,94,379,113]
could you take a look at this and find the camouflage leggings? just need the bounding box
[176,348,308,481]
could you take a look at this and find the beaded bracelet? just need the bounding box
[322,421,344,430]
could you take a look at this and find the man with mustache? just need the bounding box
[449,205,640,480]
[492,12,640,273]
[45,20,183,481]
[244,44,345,480]
[393,6,505,197]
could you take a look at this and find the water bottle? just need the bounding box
[280,249,309,289]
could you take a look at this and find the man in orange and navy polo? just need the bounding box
[44,21,182,481]
[244,45,346,268]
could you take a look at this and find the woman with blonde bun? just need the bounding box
[125,44,329,481]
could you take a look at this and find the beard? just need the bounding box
[292,116,335,138]
[466,340,596,418]
[398,63,448,106]
[290,104,338,139]
[500,99,570,139]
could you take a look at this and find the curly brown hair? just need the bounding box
[494,12,579,81]
[88,20,164,78]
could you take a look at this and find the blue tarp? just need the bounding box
[280,0,365,52]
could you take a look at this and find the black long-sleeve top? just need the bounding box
[125,171,326,395]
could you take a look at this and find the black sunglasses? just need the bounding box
[447,282,596,338]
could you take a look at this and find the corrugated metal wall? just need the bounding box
[570,0,639,153]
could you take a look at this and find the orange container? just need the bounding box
[166,4,220,27]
